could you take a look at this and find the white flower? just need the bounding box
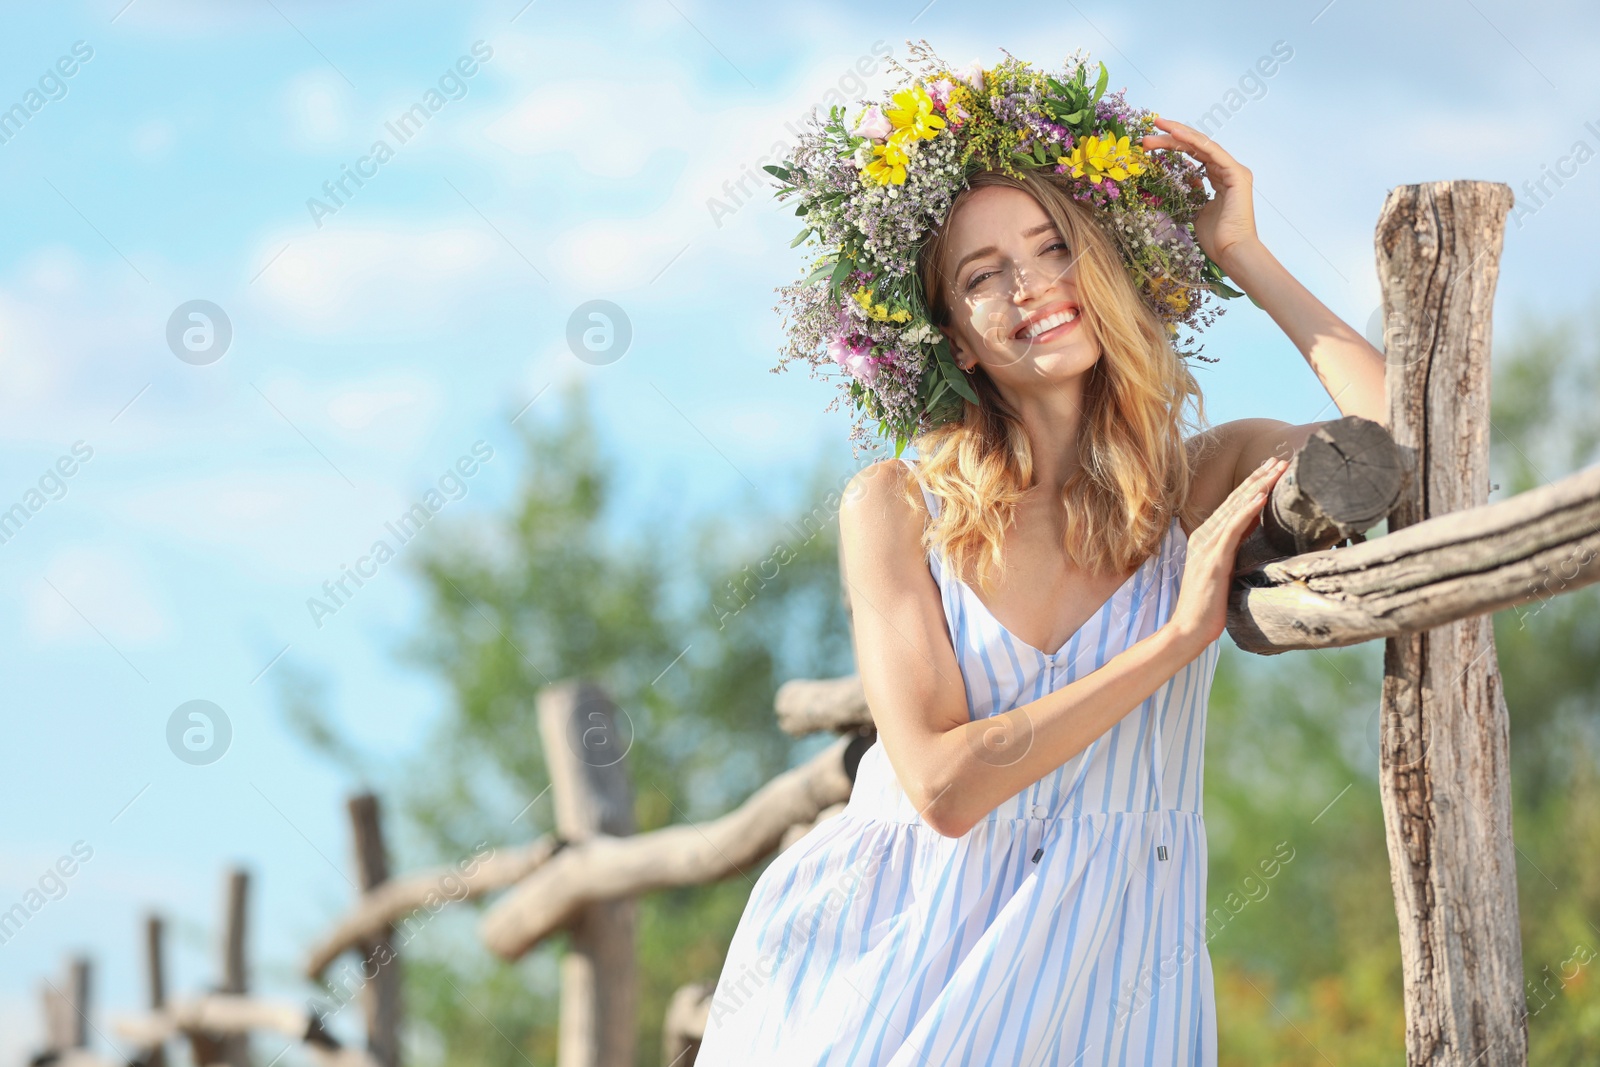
[956,60,984,90]
[852,143,872,168]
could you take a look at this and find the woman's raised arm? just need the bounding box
[1141,117,1388,427]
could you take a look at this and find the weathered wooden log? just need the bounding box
[661,982,713,1067]
[303,836,560,978]
[1227,461,1600,652]
[112,996,378,1067]
[115,995,314,1044]
[775,675,872,735]
[1378,179,1525,1067]
[1234,414,1407,572]
[349,794,402,1067]
[144,915,167,1067]
[539,680,637,1067]
[479,732,862,959]
[37,1052,122,1067]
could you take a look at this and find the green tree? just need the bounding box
[283,378,865,1066]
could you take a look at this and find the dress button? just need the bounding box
[1030,804,1047,818]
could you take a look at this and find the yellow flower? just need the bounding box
[943,83,973,124]
[863,136,911,185]
[852,287,912,324]
[1064,132,1148,183]
[884,85,946,142]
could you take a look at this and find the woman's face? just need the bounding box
[937,185,1101,390]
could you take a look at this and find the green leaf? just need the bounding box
[1209,279,1245,299]
[795,203,810,216]
[933,338,979,404]
[762,164,791,180]
[944,360,979,404]
[802,257,835,285]
[1092,62,1108,103]
[790,227,813,248]
[829,255,853,299]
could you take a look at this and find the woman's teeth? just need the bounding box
[1022,307,1078,340]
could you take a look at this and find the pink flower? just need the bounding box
[828,335,878,383]
[926,77,957,110]
[955,60,984,90]
[850,105,893,141]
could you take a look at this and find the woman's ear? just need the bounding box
[940,323,974,372]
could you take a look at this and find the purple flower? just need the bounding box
[828,335,878,383]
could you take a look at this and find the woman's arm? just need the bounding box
[840,456,1286,838]
[1214,238,1387,425]
[1141,118,1388,475]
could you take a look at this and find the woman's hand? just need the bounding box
[1139,116,1260,271]
[1165,455,1289,652]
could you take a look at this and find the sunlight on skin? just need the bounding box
[942,186,1102,395]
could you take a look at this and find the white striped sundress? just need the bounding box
[695,455,1224,1065]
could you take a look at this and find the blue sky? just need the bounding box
[2,0,1596,1059]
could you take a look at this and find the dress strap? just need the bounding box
[899,457,942,583]
[898,456,940,518]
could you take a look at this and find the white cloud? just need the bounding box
[104,464,390,579]
[326,378,435,433]
[130,117,176,160]
[251,225,505,336]
[284,69,352,148]
[28,546,172,647]
[475,39,905,291]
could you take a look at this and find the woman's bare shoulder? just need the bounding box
[841,458,928,546]
[1180,420,1284,534]
[844,460,934,579]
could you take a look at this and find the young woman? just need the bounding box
[695,59,1386,1064]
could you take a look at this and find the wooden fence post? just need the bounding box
[146,915,167,1067]
[190,867,252,1067]
[349,792,403,1067]
[539,680,638,1067]
[1375,179,1525,1066]
[69,955,91,1048]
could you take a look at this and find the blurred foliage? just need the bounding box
[284,378,865,1066]
[284,310,1599,1065]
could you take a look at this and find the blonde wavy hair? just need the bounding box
[906,168,1209,593]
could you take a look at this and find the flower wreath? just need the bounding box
[767,40,1243,455]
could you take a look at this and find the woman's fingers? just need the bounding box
[1147,116,1233,161]
[1141,119,1246,181]
[1209,459,1287,545]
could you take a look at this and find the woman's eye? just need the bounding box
[1046,240,1070,254]
[966,269,995,289]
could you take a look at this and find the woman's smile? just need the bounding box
[1013,300,1081,343]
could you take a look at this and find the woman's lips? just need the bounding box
[1012,302,1081,343]
[1023,314,1080,345]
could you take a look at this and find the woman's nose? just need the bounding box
[1011,261,1047,301]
